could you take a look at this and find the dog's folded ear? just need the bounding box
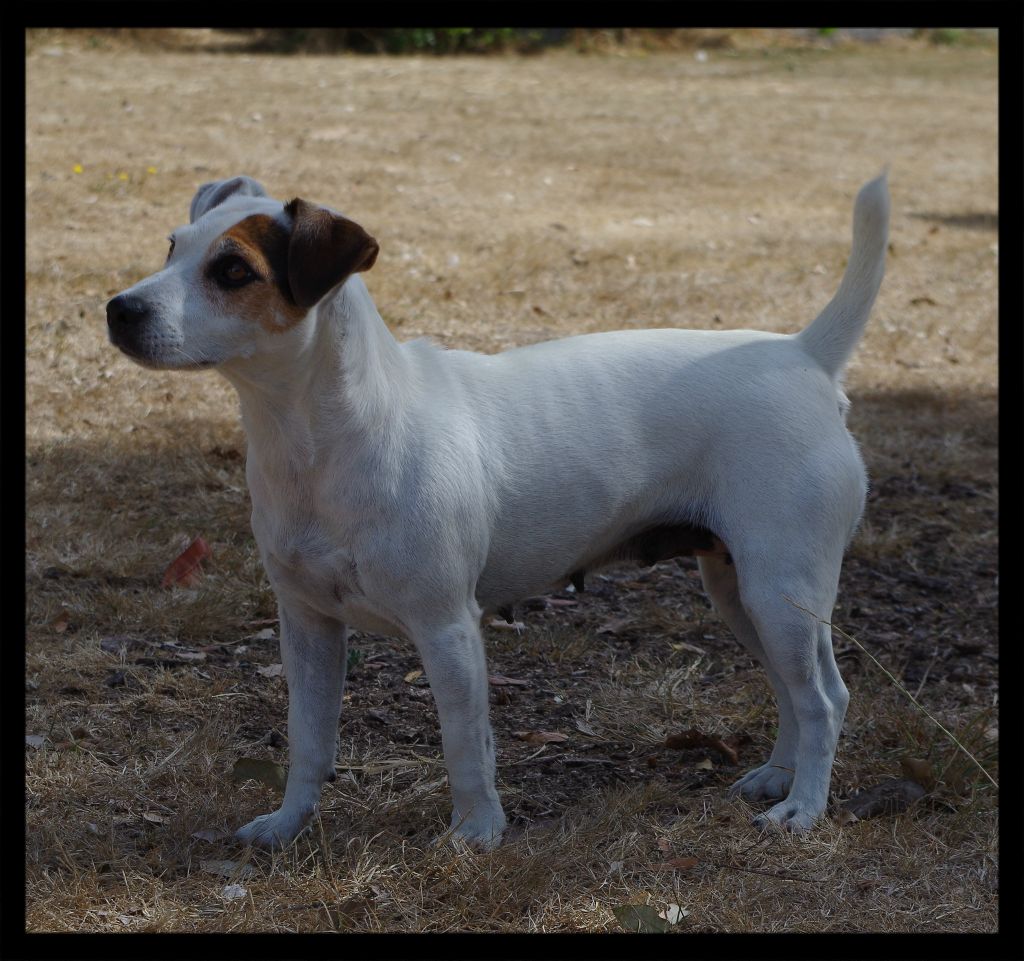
[285,198,380,310]
[189,176,268,223]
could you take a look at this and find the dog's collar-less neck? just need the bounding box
[220,278,412,472]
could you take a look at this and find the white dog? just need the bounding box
[107,171,888,848]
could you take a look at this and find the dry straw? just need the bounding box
[786,596,998,789]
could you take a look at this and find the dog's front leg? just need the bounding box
[236,604,347,848]
[412,612,507,848]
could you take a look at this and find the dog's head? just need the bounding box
[106,176,379,370]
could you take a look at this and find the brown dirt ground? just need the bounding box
[25,29,998,933]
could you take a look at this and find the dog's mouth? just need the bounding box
[111,337,216,371]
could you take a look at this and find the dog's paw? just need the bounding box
[751,799,821,835]
[443,808,507,851]
[235,807,313,849]
[728,763,794,802]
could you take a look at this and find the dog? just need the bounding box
[107,171,888,848]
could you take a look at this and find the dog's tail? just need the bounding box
[797,170,890,380]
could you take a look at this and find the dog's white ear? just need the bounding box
[189,176,268,223]
[285,198,380,310]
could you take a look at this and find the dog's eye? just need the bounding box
[166,237,175,261]
[216,257,256,288]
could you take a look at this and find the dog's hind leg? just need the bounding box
[411,609,507,848]
[699,555,797,801]
[733,556,850,833]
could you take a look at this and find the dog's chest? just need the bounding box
[248,476,402,634]
[258,533,402,635]
[258,524,355,612]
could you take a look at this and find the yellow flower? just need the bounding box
[147,166,157,174]
[72,164,83,174]
[118,172,129,181]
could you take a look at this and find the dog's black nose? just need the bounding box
[106,294,150,331]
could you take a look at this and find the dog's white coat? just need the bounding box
[109,172,889,847]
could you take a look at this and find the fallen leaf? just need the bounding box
[839,778,926,821]
[25,734,45,749]
[161,537,212,589]
[488,618,526,630]
[656,837,672,854]
[201,859,255,880]
[192,828,230,842]
[488,674,530,687]
[900,757,936,790]
[663,728,739,764]
[597,616,635,636]
[229,757,288,792]
[221,883,248,901]
[612,903,673,933]
[695,757,714,771]
[142,812,168,824]
[659,904,689,924]
[257,663,284,678]
[514,731,569,745]
[403,669,424,684]
[50,610,70,633]
[250,628,276,641]
[658,857,700,872]
[575,718,598,736]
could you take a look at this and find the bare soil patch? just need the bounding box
[26,31,997,933]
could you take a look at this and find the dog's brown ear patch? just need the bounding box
[285,198,379,310]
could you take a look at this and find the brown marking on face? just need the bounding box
[211,214,307,333]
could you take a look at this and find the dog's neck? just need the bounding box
[219,277,413,475]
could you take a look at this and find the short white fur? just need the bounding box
[108,172,890,847]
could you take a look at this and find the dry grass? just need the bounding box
[25,29,998,933]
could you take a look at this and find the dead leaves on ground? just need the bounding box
[200,859,255,881]
[229,757,287,793]
[612,902,689,933]
[662,728,748,765]
[899,756,937,791]
[161,536,211,589]
[514,730,569,746]
[658,856,700,872]
[838,778,927,824]
[192,828,231,843]
[837,758,938,824]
